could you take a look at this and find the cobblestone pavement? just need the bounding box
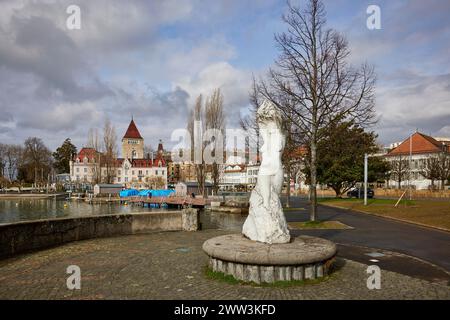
[0,230,449,300]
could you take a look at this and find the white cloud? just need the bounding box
[375,72,450,143]
[175,61,252,115]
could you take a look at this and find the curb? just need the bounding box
[334,242,450,279]
[319,203,450,234]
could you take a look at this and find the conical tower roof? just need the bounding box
[123,119,143,139]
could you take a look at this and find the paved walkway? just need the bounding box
[283,197,450,271]
[0,230,449,300]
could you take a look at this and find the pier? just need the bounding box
[120,195,206,209]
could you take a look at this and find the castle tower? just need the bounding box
[157,139,164,157]
[122,118,144,159]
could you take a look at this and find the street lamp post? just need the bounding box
[364,153,368,206]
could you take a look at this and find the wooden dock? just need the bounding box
[120,196,206,208]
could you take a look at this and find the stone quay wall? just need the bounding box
[0,208,199,259]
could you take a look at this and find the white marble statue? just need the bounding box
[242,100,291,244]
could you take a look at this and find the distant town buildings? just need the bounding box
[69,120,449,192]
[70,119,168,189]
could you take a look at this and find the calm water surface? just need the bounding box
[0,199,246,232]
[0,199,152,224]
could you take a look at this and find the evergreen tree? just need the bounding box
[303,121,389,197]
[53,138,77,174]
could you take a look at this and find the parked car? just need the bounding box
[347,188,374,199]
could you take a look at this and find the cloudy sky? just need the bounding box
[0,0,449,154]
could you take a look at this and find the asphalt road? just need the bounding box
[283,197,450,276]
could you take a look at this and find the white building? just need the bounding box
[385,132,450,190]
[70,119,168,189]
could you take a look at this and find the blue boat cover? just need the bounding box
[119,189,139,197]
[137,189,175,197]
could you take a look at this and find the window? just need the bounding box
[156,170,158,175]
[117,177,121,182]
[146,170,148,175]
[76,168,79,173]
[132,170,135,175]
[118,170,121,175]
[125,177,128,182]
[162,170,165,175]
[84,168,87,173]
[138,170,142,175]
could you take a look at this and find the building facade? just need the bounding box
[70,119,168,189]
[384,132,450,190]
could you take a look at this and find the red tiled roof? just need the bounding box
[75,148,99,161]
[114,157,166,168]
[132,158,166,167]
[123,119,143,139]
[387,132,449,156]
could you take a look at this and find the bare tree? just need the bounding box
[87,128,100,150]
[282,120,299,207]
[144,145,154,158]
[5,145,23,182]
[102,118,118,184]
[21,137,52,185]
[420,156,440,189]
[389,155,409,189]
[187,95,207,196]
[240,75,261,164]
[86,128,102,183]
[205,88,226,195]
[0,143,6,179]
[436,152,450,190]
[146,176,165,189]
[258,0,375,220]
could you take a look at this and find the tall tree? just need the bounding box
[4,144,23,182]
[420,156,440,189]
[240,75,261,164]
[86,128,102,183]
[205,88,226,195]
[436,152,450,190]
[102,118,118,184]
[20,137,52,184]
[258,0,375,220]
[0,143,6,178]
[53,138,77,174]
[389,155,409,189]
[305,121,387,197]
[144,145,154,158]
[86,128,100,150]
[187,95,207,197]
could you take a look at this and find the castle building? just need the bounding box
[122,119,144,159]
[70,119,168,189]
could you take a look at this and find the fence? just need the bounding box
[291,188,450,199]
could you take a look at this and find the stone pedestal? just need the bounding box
[203,234,337,283]
[181,208,198,231]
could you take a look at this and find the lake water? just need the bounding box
[0,199,246,231]
[0,199,151,224]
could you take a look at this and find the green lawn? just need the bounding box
[320,198,450,230]
[288,220,352,230]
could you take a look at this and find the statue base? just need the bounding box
[202,234,337,284]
